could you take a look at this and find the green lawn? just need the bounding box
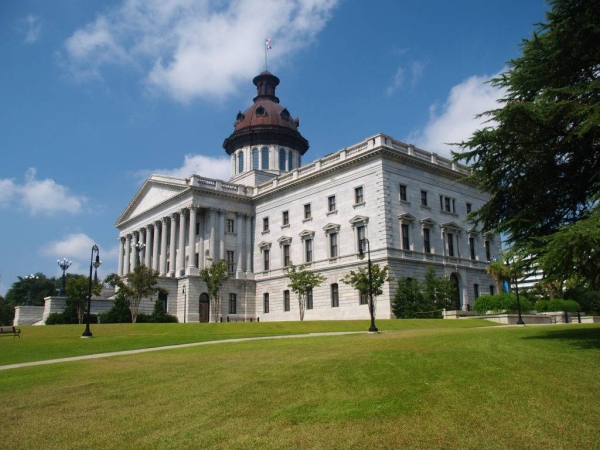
[1,322,599,449]
[0,319,495,365]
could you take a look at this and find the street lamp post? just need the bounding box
[506,259,525,325]
[82,245,101,338]
[57,258,72,297]
[134,242,146,266]
[358,238,378,333]
[25,274,38,306]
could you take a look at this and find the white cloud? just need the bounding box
[23,14,42,44]
[138,154,232,182]
[0,168,88,216]
[386,60,427,96]
[62,0,339,101]
[386,68,404,95]
[407,71,506,158]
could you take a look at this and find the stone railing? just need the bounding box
[187,175,249,196]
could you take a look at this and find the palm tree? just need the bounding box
[487,259,511,293]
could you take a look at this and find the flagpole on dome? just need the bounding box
[265,38,272,71]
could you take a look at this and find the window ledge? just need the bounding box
[326,210,338,216]
[225,232,236,236]
[281,224,290,229]
[421,205,431,210]
[302,217,313,223]
[353,202,366,208]
[400,200,411,205]
[261,230,270,235]
[328,257,339,263]
[440,210,458,217]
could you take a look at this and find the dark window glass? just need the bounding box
[305,239,313,263]
[402,224,410,250]
[227,251,234,273]
[328,195,336,212]
[263,217,269,232]
[283,244,290,267]
[261,147,269,170]
[252,148,259,169]
[284,290,290,311]
[229,293,237,314]
[400,184,407,201]
[485,240,491,261]
[448,233,454,256]
[467,203,472,214]
[279,148,286,171]
[357,226,366,251]
[469,237,476,260]
[355,186,364,204]
[359,293,368,305]
[306,288,313,310]
[304,203,311,219]
[282,211,289,226]
[330,233,338,258]
[238,151,244,173]
[421,190,428,207]
[264,249,270,271]
[474,284,479,299]
[331,284,339,307]
[424,228,431,253]
[227,219,234,233]
[264,293,269,313]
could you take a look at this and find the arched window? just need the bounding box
[279,148,286,171]
[238,151,244,173]
[261,147,269,170]
[252,148,259,170]
[287,150,293,170]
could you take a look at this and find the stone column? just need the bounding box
[236,212,244,276]
[197,210,205,270]
[245,215,253,273]
[124,234,131,275]
[169,213,177,277]
[187,205,198,274]
[177,209,187,276]
[160,217,168,276]
[209,208,217,262]
[219,209,226,262]
[117,237,124,276]
[132,231,140,269]
[144,226,152,267]
[152,221,160,271]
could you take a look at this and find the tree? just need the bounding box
[340,264,392,316]
[392,267,458,318]
[486,260,511,294]
[199,259,230,322]
[105,264,160,323]
[5,273,58,306]
[0,295,15,326]
[65,276,101,324]
[455,0,600,266]
[284,264,326,321]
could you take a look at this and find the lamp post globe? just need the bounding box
[82,245,101,338]
[134,242,146,266]
[57,258,72,297]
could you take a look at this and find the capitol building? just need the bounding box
[114,71,497,323]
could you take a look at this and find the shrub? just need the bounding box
[45,312,67,325]
[473,293,532,314]
[149,299,178,323]
[99,294,132,323]
[535,299,581,312]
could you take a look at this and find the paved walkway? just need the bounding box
[0,331,368,371]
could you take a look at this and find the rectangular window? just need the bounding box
[355,186,364,204]
[227,250,235,274]
[229,293,237,314]
[283,290,290,312]
[423,228,431,253]
[328,195,336,212]
[195,252,199,267]
[399,184,407,201]
[474,284,480,299]
[469,237,476,260]
[489,285,495,296]
[263,217,269,232]
[447,233,454,256]
[466,203,472,214]
[195,222,200,235]
[306,288,313,310]
[401,224,410,250]
[304,203,311,219]
[263,293,269,313]
[263,249,270,271]
[440,195,456,213]
[331,284,339,308]
[421,190,428,207]
[357,225,366,252]
[330,232,338,258]
[226,219,234,233]
[305,239,313,263]
[282,210,289,226]
[485,240,491,261]
[359,293,368,305]
[283,244,290,267]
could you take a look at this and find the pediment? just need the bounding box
[115,177,188,227]
[278,236,292,245]
[299,229,315,239]
[398,213,416,222]
[441,221,463,231]
[258,241,272,250]
[420,217,436,227]
[323,223,341,233]
[349,215,369,225]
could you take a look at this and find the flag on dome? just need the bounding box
[265,38,272,50]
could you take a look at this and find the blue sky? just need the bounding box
[0,0,548,296]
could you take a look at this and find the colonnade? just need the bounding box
[117,206,253,278]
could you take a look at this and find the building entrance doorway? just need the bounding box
[199,293,210,323]
[449,273,461,310]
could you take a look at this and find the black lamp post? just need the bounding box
[505,259,524,325]
[358,238,378,333]
[82,245,101,338]
[134,242,146,266]
[57,258,72,297]
[25,274,38,306]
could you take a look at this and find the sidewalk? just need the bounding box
[0,331,367,371]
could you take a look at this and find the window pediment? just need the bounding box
[398,213,416,222]
[278,236,292,245]
[323,223,341,234]
[441,221,463,232]
[349,215,369,226]
[299,230,315,239]
[420,217,436,227]
[257,241,272,250]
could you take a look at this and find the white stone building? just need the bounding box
[115,71,498,323]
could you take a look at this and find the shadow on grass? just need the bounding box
[522,327,600,350]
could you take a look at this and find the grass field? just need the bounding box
[1,321,599,449]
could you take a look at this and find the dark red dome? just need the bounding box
[223,71,309,155]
